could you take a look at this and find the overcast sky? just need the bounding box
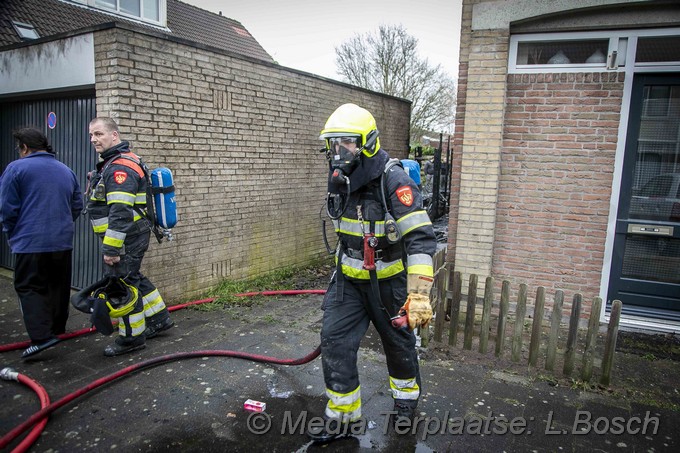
[181,0,463,81]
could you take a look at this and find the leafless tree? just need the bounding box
[335,24,456,144]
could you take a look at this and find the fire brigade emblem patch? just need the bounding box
[113,171,127,185]
[396,186,413,207]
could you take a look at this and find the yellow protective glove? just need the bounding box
[400,293,433,331]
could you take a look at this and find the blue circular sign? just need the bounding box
[47,112,57,129]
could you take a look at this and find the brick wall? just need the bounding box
[452,26,509,281]
[93,27,410,301]
[497,72,623,313]
[452,0,627,317]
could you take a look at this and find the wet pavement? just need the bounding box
[0,270,678,452]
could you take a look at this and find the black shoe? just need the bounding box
[144,316,174,339]
[307,418,358,443]
[22,337,60,359]
[104,336,146,357]
[392,400,417,427]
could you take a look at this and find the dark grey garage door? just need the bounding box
[0,93,101,289]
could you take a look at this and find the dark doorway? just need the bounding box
[608,74,680,320]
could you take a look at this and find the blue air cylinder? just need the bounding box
[150,167,177,229]
[400,159,422,186]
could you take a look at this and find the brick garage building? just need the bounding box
[452,0,680,331]
[0,0,410,300]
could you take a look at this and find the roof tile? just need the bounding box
[0,0,273,62]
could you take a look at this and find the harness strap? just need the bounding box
[112,155,145,178]
[101,152,165,243]
[380,159,402,214]
[336,247,345,303]
[344,247,402,262]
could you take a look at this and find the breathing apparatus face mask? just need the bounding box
[327,136,361,185]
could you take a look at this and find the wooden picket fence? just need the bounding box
[423,248,623,385]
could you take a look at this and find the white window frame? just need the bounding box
[12,21,40,40]
[509,28,680,74]
[63,0,167,27]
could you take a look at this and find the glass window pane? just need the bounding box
[95,0,116,10]
[143,0,159,21]
[120,0,141,17]
[13,22,40,40]
[516,39,609,65]
[629,85,680,222]
[636,36,680,63]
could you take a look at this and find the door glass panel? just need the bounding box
[622,236,680,283]
[624,82,680,285]
[628,85,680,222]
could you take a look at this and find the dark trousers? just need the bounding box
[320,272,420,395]
[14,250,73,343]
[102,231,168,339]
[102,231,155,296]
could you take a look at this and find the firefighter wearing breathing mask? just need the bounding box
[308,103,436,443]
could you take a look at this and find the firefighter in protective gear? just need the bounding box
[308,104,436,443]
[87,117,174,357]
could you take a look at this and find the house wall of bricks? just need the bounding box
[498,72,622,315]
[92,26,410,301]
[453,0,626,315]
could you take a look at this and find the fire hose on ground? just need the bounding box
[0,289,326,452]
[0,368,50,453]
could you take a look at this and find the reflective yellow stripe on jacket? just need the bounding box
[90,214,143,234]
[336,254,404,280]
[103,229,126,248]
[332,218,386,237]
[407,253,434,277]
[396,210,431,236]
[107,191,136,206]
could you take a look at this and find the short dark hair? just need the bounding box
[13,127,53,154]
[90,117,119,133]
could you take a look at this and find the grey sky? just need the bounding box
[181,0,462,81]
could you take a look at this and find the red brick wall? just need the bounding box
[495,72,624,313]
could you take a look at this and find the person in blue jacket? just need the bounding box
[0,128,83,358]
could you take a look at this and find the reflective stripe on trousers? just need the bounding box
[389,376,420,400]
[117,306,145,338]
[142,288,166,317]
[324,386,361,422]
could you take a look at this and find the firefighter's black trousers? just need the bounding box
[102,231,168,339]
[320,271,421,396]
[103,231,155,299]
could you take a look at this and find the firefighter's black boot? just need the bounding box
[144,312,174,339]
[391,399,418,427]
[307,417,357,443]
[104,335,146,357]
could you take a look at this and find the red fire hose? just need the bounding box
[0,368,50,453]
[0,290,325,353]
[0,289,325,451]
